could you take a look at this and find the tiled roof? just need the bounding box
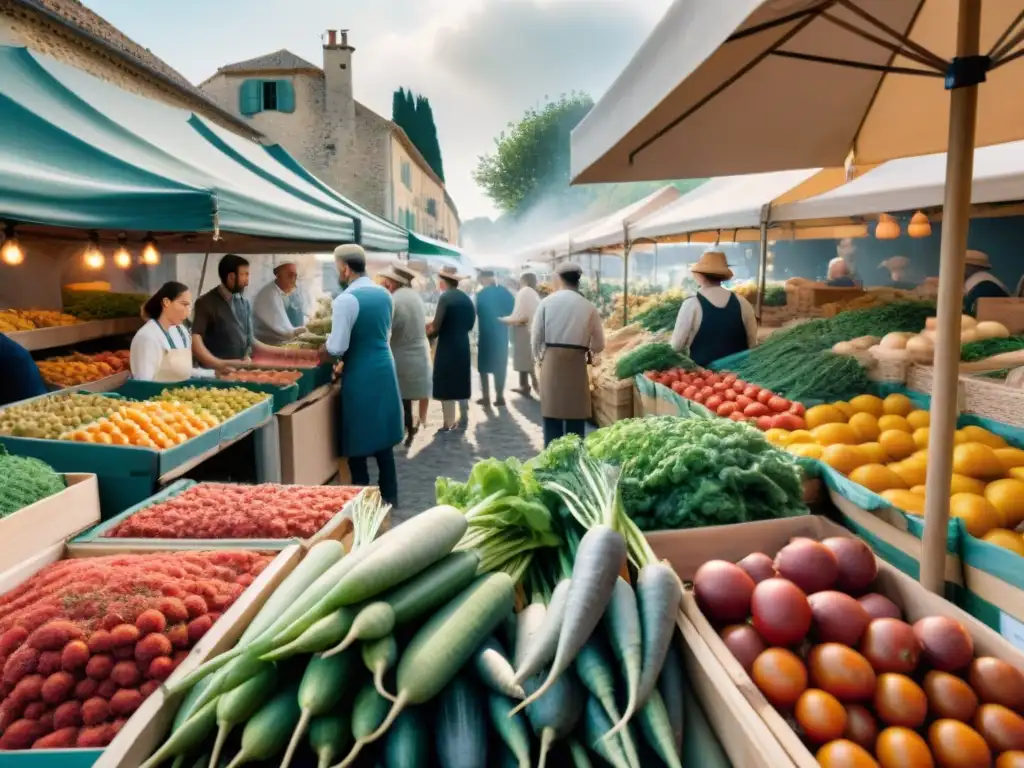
[217,49,321,74]
[10,0,258,134]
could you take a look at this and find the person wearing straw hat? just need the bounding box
[320,244,403,505]
[963,249,1010,317]
[427,265,475,433]
[879,256,917,291]
[532,262,604,446]
[253,260,308,345]
[671,250,757,368]
[380,264,432,446]
[501,271,542,397]
[474,269,515,407]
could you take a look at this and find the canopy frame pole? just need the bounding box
[622,222,631,327]
[654,242,659,289]
[756,205,770,322]
[920,0,982,595]
[196,251,211,299]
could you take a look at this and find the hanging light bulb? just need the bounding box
[875,213,901,240]
[907,211,931,238]
[83,234,105,270]
[141,235,160,265]
[1,226,23,266]
[113,236,132,269]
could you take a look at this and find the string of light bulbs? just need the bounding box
[0,226,161,268]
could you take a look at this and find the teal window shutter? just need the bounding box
[239,79,262,115]
[276,80,295,113]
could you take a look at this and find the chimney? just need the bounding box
[322,29,356,186]
[326,30,337,47]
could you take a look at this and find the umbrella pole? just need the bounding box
[920,0,982,595]
[756,205,769,323]
[623,224,631,326]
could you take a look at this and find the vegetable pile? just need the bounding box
[853,315,1013,365]
[36,351,130,389]
[64,402,219,449]
[0,393,120,439]
[694,536,1024,766]
[648,368,807,431]
[60,290,147,322]
[220,370,303,387]
[726,301,934,402]
[0,549,274,750]
[542,416,808,532]
[0,310,79,333]
[614,342,694,380]
[249,347,321,369]
[151,387,270,421]
[961,334,1024,362]
[104,483,362,540]
[631,290,688,334]
[0,447,65,517]
[139,461,712,768]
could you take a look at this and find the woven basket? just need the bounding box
[868,358,909,384]
[907,364,1024,428]
[759,305,791,327]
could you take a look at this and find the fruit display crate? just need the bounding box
[68,480,368,553]
[646,515,1024,768]
[116,378,296,416]
[235,362,334,400]
[7,318,144,353]
[0,541,303,768]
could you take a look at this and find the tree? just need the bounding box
[392,88,446,182]
[473,92,595,215]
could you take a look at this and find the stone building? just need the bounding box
[199,30,461,245]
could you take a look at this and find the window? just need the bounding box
[396,207,404,227]
[425,198,437,218]
[239,79,295,115]
[400,160,412,190]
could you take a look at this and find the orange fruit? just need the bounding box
[958,425,1007,449]
[849,464,907,494]
[995,447,1024,470]
[912,427,930,450]
[878,415,913,434]
[816,739,880,767]
[882,393,914,417]
[905,409,931,429]
[832,401,856,420]
[881,489,925,515]
[876,727,933,768]
[807,405,847,429]
[879,430,917,461]
[910,485,927,496]
[822,445,869,475]
[950,493,1002,538]
[813,423,859,446]
[949,473,987,495]
[982,529,1024,557]
[859,442,889,464]
[787,443,824,460]
[890,459,927,488]
[848,413,881,442]
[849,395,885,418]
[985,479,1024,528]
[953,443,1005,479]
[764,428,791,446]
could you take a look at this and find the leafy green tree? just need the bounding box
[473,92,594,214]
[392,87,446,182]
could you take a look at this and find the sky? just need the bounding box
[82,0,673,221]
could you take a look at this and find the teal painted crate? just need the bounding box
[116,378,297,414]
[217,398,273,442]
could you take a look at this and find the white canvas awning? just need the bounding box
[772,140,1024,223]
[570,185,682,251]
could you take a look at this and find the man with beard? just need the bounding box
[192,254,276,367]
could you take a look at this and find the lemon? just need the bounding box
[912,427,930,450]
[848,412,881,442]
[763,428,791,446]
[832,401,855,420]
[891,458,927,488]
[787,443,824,460]
[994,447,1024,470]
[849,464,908,493]
[881,489,925,514]
[806,404,846,429]
[821,444,868,475]
[879,429,917,461]
[958,425,1007,449]
[859,442,889,464]
[906,409,931,430]
[849,394,885,418]
[950,493,1002,538]
[877,414,913,434]
[910,485,927,496]
[787,429,815,445]
[949,473,987,496]
[982,529,1024,557]
[883,393,914,417]
[953,442,1005,479]
[984,478,1024,529]
[1011,467,1024,482]
[812,422,859,446]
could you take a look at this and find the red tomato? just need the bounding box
[744,385,761,399]
[700,386,714,398]
[788,415,807,430]
[757,389,774,405]
[723,389,737,401]
[768,396,791,413]
[712,382,729,392]
[736,395,754,411]
[757,415,774,431]
[790,402,806,417]
[672,382,685,394]
[683,386,698,399]
[706,395,724,411]
[729,411,747,422]
[744,402,771,418]
[717,402,738,417]
[645,371,657,380]
[723,374,737,385]
[733,381,748,394]
[769,414,791,429]
[694,392,706,404]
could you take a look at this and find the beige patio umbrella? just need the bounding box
[571,0,1024,594]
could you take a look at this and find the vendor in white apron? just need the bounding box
[130,282,217,382]
[963,249,1010,316]
[501,271,542,398]
[531,262,605,446]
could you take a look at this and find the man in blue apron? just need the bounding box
[670,250,758,368]
[253,261,308,344]
[0,333,46,406]
[963,249,1010,317]
[320,245,404,506]
[475,270,515,407]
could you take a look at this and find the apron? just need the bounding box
[476,285,515,374]
[511,324,534,372]
[283,290,305,328]
[689,293,749,368]
[153,324,194,383]
[539,344,591,420]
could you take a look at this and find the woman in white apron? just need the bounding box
[130,282,217,382]
[502,271,541,397]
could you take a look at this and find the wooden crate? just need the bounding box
[907,364,1024,427]
[592,380,634,426]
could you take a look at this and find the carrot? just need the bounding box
[511,526,626,716]
[601,577,642,737]
[637,689,682,768]
[511,579,571,685]
[634,562,683,708]
[349,572,515,751]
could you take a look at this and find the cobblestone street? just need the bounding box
[390,387,547,519]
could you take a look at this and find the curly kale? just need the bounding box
[585,416,807,531]
[0,447,66,517]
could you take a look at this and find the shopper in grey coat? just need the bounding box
[381,265,432,445]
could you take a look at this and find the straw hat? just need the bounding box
[380,265,414,287]
[965,249,992,269]
[439,264,468,283]
[690,250,733,279]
